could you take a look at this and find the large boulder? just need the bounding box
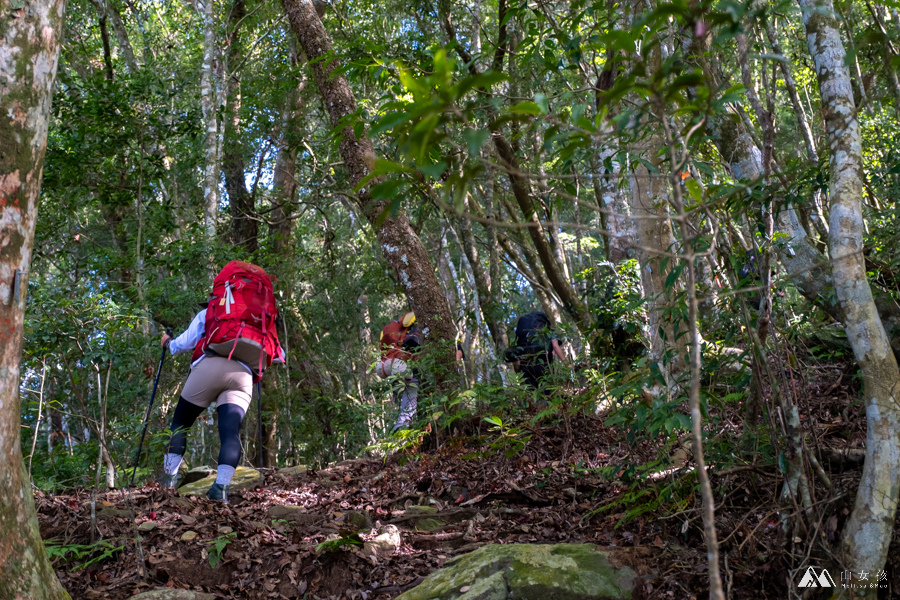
[396,544,635,600]
[182,466,216,485]
[128,589,216,600]
[176,466,262,497]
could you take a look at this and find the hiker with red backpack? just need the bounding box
[158,261,284,503]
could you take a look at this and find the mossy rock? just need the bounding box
[128,589,216,600]
[345,510,372,530]
[396,544,635,600]
[405,505,438,515]
[279,465,308,477]
[267,505,323,525]
[176,466,262,496]
[414,518,445,531]
[182,466,216,485]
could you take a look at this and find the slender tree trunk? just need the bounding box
[91,0,137,72]
[706,108,842,322]
[271,83,303,259]
[223,0,257,252]
[28,358,47,475]
[281,0,457,372]
[96,10,114,81]
[799,0,900,589]
[0,0,72,595]
[761,11,818,163]
[454,204,508,352]
[592,145,631,264]
[198,0,221,243]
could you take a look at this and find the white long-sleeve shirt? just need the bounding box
[168,309,285,372]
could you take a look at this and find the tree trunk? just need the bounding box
[281,0,456,373]
[90,0,136,72]
[628,136,684,381]
[198,0,221,242]
[270,66,304,260]
[591,145,631,264]
[706,108,842,322]
[799,0,900,589]
[761,11,818,163]
[223,0,257,252]
[455,204,508,352]
[0,0,72,595]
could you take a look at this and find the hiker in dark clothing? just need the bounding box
[504,311,567,391]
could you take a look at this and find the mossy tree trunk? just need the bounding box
[799,0,900,591]
[280,0,457,377]
[223,0,257,253]
[0,0,71,597]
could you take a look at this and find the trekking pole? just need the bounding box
[129,328,173,487]
[257,381,263,469]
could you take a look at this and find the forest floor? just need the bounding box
[37,357,899,600]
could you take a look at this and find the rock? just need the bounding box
[279,465,308,477]
[402,505,444,531]
[267,505,323,525]
[396,544,636,600]
[127,589,216,600]
[177,466,262,496]
[414,518,445,531]
[345,510,372,530]
[182,466,216,485]
[363,524,402,559]
[405,505,438,515]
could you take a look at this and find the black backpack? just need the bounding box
[505,312,553,365]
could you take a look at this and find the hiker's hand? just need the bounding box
[161,333,172,349]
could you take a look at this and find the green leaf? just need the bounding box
[416,161,447,178]
[507,101,542,115]
[664,264,684,290]
[456,71,507,97]
[533,93,550,114]
[371,112,412,136]
[684,178,702,204]
[462,128,490,157]
[483,415,503,427]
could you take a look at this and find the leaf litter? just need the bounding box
[36,364,900,599]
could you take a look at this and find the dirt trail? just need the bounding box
[36,407,886,599]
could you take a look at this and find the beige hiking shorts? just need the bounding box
[180,356,253,413]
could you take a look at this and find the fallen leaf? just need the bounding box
[181,531,198,541]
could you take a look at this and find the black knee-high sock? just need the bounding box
[217,404,246,468]
[166,397,205,456]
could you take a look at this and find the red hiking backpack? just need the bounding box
[192,261,281,379]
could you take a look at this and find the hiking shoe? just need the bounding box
[158,473,181,490]
[206,483,229,504]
